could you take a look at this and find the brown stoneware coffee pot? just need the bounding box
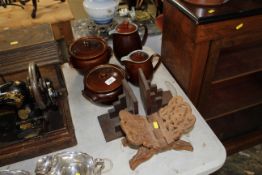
[121,50,161,85]
[109,20,148,62]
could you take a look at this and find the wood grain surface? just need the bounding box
[0,0,74,31]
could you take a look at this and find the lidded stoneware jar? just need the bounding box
[69,36,111,74]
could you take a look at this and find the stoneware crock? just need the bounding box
[82,64,126,105]
[183,0,230,5]
[109,20,148,62]
[69,36,112,74]
[121,50,161,85]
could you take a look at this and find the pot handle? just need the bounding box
[151,53,162,72]
[94,158,113,175]
[94,158,104,175]
[35,155,53,175]
[108,28,116,35]
[139,24,148,46]
[82,89,99,102]
[107,46,113,58]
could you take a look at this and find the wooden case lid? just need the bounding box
[0,24,64,75]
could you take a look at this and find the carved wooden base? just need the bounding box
[119,96,196,170]
[123,139,193,170]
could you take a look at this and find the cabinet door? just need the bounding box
[198,32,262,141]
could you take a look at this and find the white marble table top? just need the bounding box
[0,43,226,175]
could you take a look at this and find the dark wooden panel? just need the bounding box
[162,5,193,93]
[198,33,262,119]
[224,130,262,155]
[213,33,262,83]
[201,73,262,119]
[162,0,262,154]
[197,40,222,111]
[207,104,262,141]
[162,2,210,104]
[196,14,262,42]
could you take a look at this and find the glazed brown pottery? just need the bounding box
[183,0,229,6]
[82,64,126,105]
[69,36,111,74]
[121,50,161,85]
[109,20,148,62]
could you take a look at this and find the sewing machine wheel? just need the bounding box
[28,63,50,110]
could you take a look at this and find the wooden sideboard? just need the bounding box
[161,0,262,154]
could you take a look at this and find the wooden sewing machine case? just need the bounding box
[0,24,77,166]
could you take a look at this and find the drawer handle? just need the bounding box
[208,9,215,14]
[10,41,19,45]
[236,23,244,30]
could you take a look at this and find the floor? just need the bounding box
[66,1,262,174]
[214,144,262,175]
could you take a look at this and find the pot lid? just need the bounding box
[84,64,125,93]
[69,37,107,60]
[116,21,137,33]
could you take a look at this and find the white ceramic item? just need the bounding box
[83,0,119,24]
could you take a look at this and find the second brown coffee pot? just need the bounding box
[109,20,148,62]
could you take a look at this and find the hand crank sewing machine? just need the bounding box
[0,0,65,18]
[0,62,61,141]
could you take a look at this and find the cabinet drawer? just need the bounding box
[196,15,262,42]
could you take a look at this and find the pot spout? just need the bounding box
[120,55,131,64]
[108,28,117,35]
